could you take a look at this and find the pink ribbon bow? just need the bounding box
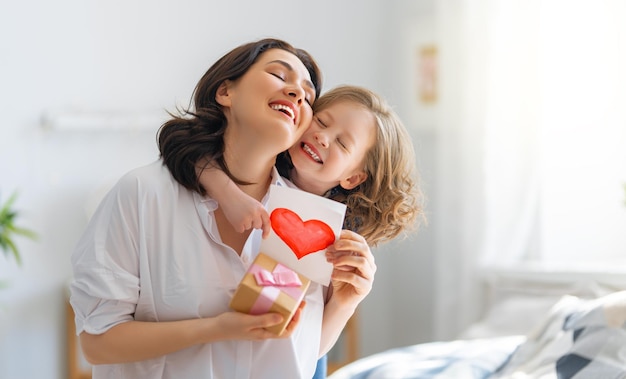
[248,263,304,315]
[253,263,302,287]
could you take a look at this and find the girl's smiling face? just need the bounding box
[288,100,377,196]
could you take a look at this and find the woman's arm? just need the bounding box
[319,230,376,356]
[80,309,305,365]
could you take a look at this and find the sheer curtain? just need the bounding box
[434,0,626,339]
[483,0,626,268]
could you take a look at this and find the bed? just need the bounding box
[329,288,626,379]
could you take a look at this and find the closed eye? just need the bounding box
[337,138,348,150]
[270,72,285,81]
[305,89,315,106]
[315,116,328,128]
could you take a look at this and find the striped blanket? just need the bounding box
[495,292,626,379]
[329,292,626,379]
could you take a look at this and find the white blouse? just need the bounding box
[70,160,324,379]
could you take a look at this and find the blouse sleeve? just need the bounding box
[69,172,142,335]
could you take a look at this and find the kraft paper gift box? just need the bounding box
[229,252,311,335]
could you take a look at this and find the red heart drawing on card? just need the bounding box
[270,208,335,259]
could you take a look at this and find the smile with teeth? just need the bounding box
[271,104,295,122]
[302,143,322,163]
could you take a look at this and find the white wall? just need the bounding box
[358,0,439,352]
[0,1,438,377]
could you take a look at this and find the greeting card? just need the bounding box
[261,184,346,285]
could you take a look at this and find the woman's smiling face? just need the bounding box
[217,48,317,156]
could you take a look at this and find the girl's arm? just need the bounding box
[79,307,305,365]
[319,230,376,356]
[198,165,271,237]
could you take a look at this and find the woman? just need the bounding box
[70,38,375,379]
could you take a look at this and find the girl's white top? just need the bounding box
[70,160,324,379]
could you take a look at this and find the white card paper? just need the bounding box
[260,185,346,285]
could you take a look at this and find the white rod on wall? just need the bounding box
[41,109,167,131]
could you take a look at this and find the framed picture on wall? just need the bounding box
[417,45,438,104]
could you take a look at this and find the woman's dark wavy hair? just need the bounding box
[157,38,322,195]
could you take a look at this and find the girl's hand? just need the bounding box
[325,230,377,309]
[197,163,271,238]
[221,192,271,238]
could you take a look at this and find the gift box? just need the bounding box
[229,253,311,335]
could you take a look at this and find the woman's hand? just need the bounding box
[325,230,377,309]
[212,301,306,341]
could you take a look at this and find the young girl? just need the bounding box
[69,39,375,379]
[203,85,423,248]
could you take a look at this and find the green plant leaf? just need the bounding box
[4,238,21,266]
[12,226,38,240]
[0,191,37,266]
[0,192,18,219]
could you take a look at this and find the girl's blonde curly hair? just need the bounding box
[314,85,425,246]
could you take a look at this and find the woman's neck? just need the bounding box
[223,146,276,202]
